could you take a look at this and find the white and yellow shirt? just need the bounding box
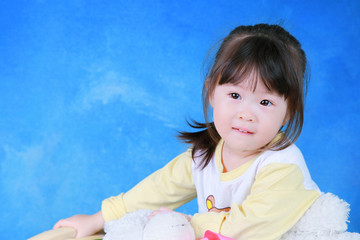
[102,139,320,240]
[191,139,320,239]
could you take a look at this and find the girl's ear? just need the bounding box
[205,78,215,107]
[282,112,290,126]
[209,93,214,108]
[205,78,211,90]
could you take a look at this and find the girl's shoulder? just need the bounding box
[255,144,311,177]
[259,144,305,165]
[256,144,319,191]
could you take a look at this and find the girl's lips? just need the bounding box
[232,127,254,134]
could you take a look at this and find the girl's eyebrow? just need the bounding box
[224,82,249,89]
[225,82,270,93]
[223,81,283,96]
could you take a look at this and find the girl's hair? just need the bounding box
[178,23,309,169]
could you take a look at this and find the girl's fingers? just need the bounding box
[159,206,172,211]
[53,220,64,229]
[53,219,73,229]
[148,207,173,219]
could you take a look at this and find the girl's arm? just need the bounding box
[102,149,196,222]
[53,211,104,238]
[190,163,320,240]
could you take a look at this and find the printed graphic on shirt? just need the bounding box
[206,195,231,213]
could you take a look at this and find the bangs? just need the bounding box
[212,35,292,98]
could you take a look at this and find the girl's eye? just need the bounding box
[260,99,272,106]
[230,93,241,100]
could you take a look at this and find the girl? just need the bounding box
[54,23,320,240]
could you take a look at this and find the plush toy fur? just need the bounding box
[28,192,360,240]
[104,193,360,240]
[103,210,195,240]
[280,193,360,240]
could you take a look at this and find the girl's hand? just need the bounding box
[148,207,191,221]
[53,211,104,238]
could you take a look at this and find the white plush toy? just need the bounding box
[103,193,360,240]
[28,192,360,240]
[280,193,360,240]
[103,209,195,240]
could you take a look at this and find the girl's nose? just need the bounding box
[238,113,254,122]
[237,106,255,122]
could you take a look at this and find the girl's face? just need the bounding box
[210,75,289,159]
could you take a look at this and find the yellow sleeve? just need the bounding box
[190,163,320,240]
[101,149,196,221]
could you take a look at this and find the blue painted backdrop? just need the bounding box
[0,1,359,239]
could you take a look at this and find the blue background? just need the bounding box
[0,1,359,239]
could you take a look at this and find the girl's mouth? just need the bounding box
[232,127,254,134]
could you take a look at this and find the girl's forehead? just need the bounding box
[218,72,271,93]
[222,81,270,94]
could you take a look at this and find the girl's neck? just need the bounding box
[221,144,260,173]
